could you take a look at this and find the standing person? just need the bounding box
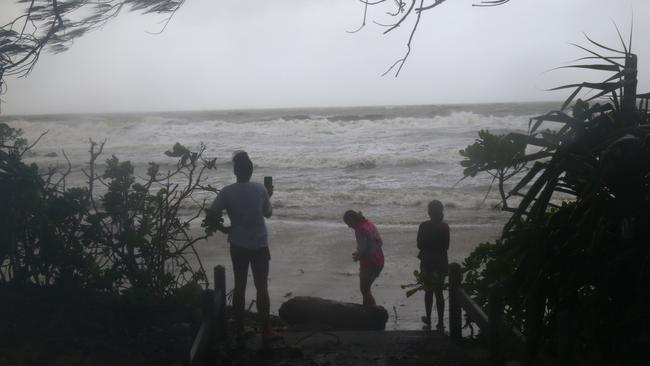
[343,210,384,306]
[205,151,279,342]
[417,200,450,331]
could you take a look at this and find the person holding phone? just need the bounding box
[205,151,279,342]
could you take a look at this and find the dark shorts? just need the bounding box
[230,244,270,278]
[419,261,448,276]
[359,265,383,289]
[419,261,446,291]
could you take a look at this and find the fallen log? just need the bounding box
[279,296,388,330]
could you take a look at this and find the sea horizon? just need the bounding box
[0,99,563,119]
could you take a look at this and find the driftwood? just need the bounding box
[279,296,388,331]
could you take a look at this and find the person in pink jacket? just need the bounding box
[343,210,385,306]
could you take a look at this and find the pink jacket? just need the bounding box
[354,219,385,269]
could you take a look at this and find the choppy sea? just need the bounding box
[2,102,556,226]
[2,102,560,329]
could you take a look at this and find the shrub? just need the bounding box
[0,123,217,297]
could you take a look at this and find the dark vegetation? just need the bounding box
[459,32,650,364]
[4,1,650,364]
[0,124,218,364]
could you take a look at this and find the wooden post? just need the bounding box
[202,289,215,318]
[488,286,504,366]
[188,289,214,366]
[214,265,227,342]
[525,292,543,366]
[171,323,191,366]
[449,263,462,340]
[203,288,215,344]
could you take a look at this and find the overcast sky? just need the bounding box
[1,0,649,115]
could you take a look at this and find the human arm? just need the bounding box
[202,207,230,235]
[202,192,231,235]
[355,230,373,259]
[262,186,272,218]
[442,223,450,251]
[417,222,426,251]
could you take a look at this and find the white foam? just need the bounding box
[5,108,536,225]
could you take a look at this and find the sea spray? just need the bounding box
[2,103,552,225]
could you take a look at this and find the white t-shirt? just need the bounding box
[210,181,272,249]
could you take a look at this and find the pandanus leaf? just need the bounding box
[553,186,577,196]
[526,136,556,149]
[611,20,628,54]
[584,85,623,104]
[531,111,581,129]
[562,86,584,112]
[611,89,621,111]
[570,56,626,63]
[570,43,624,67]
[529,176,559,221]
[529,117,545,135]
[550,82,621,92]
[603,70,626,83]
[553,64,621,72]
[509,162,547,197]
[504,168,558,232]
[586,103,613,116]
[583,33,626,55]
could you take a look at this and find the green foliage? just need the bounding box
[1,124,96,287]
[0,122,27,154]
[0,124,217,297]
[459,130,527,178]
[401,270,446,298]
[459,130,527,209]
[460,35,650,363]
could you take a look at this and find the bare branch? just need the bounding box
[472,0,511,7]
[1,0,187,105]
[347,0,370,34]
[354,0,514,76]
[52,148,72,190]
[20,130,48,157]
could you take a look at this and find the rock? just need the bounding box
[278,296,388,330]
[44,152,58,157]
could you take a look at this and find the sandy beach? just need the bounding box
[195,208,507,331]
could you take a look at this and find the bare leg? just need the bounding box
[434,286,445,330]
[232,267,248,334]
[423,289,433,324]
[251,247,278,339]
[360,274,376,306]
[252,265,270,334]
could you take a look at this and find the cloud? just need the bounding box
[2,0,649,114]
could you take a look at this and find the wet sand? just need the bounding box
[195,209,506,330]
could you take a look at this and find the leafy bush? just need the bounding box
[460,33,650,364]
[0,123,216,297]
[459,129,527,210]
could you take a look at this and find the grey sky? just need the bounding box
[2,0,649,114]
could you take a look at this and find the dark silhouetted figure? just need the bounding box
[417,200,449,331]
[207,151,279,342]
[343,210,385,306]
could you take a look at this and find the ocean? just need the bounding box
[1,102,558,330]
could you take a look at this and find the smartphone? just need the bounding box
[264,176,273,189]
